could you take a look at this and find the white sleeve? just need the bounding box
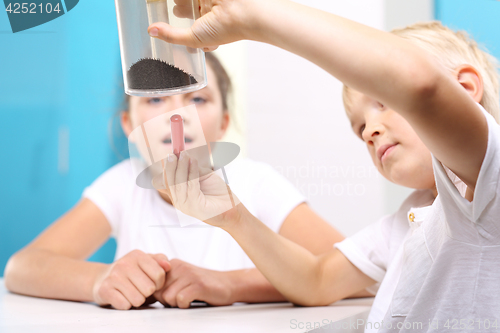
[81,161,132,238]
[250,164,307,233]
[433,104,500,228]
[334,214,393,284]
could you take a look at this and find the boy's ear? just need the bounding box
[455,64,484,103]
[120,111,133,138]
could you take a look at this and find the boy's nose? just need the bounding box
[362,123,385,144]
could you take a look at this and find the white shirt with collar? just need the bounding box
[335,103,500,332]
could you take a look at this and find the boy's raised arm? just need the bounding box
[260,1,488,188]
[151,0,488,189]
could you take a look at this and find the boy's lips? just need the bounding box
[377,143,398,162]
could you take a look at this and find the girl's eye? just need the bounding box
[191,96,206,104]
[147,98,163,105]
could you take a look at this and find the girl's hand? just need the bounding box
[160,151,241,229]
[92,250,171,310]
[153,259,234,308]
[147,0,263,52]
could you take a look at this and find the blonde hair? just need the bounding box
[343,21,500,122]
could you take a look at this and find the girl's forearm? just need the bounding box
[252,0,440,113]
[4,248,107,303]
[223,205,327,306]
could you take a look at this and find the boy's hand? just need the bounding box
[152,259,233,308]
[160,151,242,230]
[92,250,171,310]
[147,0,263,51]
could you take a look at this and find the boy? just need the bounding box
[151,1,500,331]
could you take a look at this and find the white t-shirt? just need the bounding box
[83,158,306,271]
[336,104,500,332]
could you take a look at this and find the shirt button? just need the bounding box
[409,212,415,222]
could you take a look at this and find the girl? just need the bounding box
[4,53,357,310]
[150,1,500,331]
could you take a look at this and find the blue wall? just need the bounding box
[435,0,500,64]
[0,1,129,274]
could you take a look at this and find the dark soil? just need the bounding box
[127,58,197,90]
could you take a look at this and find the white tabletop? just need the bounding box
[0,279,373,333]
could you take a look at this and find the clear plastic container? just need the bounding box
[114,0,207,96]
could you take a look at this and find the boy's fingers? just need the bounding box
[198,0,213,17]
[158,187,173,201]
[203,46,219,52]
[173,0,194,7]
[164,154,178,202]
[173,4,195,19]
[187,158,201,199]
[187,157,200,180]
[176,151,190,181]
[159,160,174,201]
[149,23,202,48]
[171,151,190,205]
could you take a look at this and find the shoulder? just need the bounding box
[84,159,136,195]
[81,160,138,235]
[96,159,135,182]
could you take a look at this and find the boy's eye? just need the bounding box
[359,125,366,138]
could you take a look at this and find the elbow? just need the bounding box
[286,258,341,307]
[3,250,28,293]
[290,295,339,307]
[404,53,442,104]
[3,254,18,292]
[391,47,442,108]
[411,69,440,103]
[287,286,341,307]
[308,290,342,306]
